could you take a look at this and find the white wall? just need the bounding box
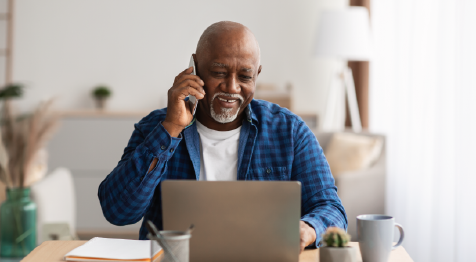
[12,0,347,116]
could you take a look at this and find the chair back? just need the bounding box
[31,167,76,244]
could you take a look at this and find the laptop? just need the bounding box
[161,180,301,262]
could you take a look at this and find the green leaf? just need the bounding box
[0,84,24,99]
[92,86,112,98]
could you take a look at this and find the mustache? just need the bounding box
[212,92,244,104]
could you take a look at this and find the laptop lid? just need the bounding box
[162,180,301,262]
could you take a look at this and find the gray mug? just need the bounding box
[357,215,404,262]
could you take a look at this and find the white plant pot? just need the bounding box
[319,246,357,262]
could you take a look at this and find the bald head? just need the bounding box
[196,21,260,64]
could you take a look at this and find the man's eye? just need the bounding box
[213,72,226,76]
[240,75,253,81]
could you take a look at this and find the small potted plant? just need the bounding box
[319,227,357,262]
[92,85,111,110]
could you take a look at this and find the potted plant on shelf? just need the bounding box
[319,227,357,262]
[92,85,112,110]
[0,84,59,258]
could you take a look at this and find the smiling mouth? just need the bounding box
[217,97,239,103]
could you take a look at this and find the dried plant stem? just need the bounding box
[14,205,27,254]
[0,99,58,188]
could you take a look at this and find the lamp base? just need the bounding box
[322,66,362,133]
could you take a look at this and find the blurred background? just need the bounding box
[0,0,475,262]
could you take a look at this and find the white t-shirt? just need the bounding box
[196,121,241,181]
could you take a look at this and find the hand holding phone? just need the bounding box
[162,55,205,137]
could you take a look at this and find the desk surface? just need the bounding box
[21,240,413,262]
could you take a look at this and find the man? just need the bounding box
[98,21,347,251]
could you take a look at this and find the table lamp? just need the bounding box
[315,6,372,132]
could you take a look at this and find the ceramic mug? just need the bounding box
[357,215,404,262]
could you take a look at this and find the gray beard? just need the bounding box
[210,93,243,123]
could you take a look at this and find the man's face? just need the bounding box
[195,31,261,124]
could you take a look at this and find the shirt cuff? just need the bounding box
[301,218,324,248]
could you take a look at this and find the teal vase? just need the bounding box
[0,188,37,258]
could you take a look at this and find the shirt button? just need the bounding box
[169,148,174,153]
[160,145,166,150]
[266,168,271,174]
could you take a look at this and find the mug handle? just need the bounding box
[392,223,405,250]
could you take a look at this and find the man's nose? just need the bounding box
[221,75,240,94]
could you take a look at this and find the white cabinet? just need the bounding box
[47,112,149,234]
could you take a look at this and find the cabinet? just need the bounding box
[47,111,149,238]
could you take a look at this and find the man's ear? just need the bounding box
[257,65,262,76]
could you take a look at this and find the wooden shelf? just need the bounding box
[57,110,318,128]
[58,110,152,118]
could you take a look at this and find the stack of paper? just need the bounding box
[64,237,163,262]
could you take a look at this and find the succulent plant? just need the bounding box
[92,86,112,99]
[321,227,351,247]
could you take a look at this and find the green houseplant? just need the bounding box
[0,84,24,99]
[319,227,357,262]
[92,86,112,110]
[0,84,58,257]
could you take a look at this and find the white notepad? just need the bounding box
[64,237,163,262]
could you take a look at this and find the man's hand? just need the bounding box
[300,221,316,253]
[163,67,206,137]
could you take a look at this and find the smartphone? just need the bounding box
[188,55,198,116]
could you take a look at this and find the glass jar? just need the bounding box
[0,188,37,258]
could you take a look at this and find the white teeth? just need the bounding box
[218,97,236,103]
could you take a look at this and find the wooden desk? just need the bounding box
[21,241,413,262]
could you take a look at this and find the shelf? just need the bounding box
[59,110,152,118]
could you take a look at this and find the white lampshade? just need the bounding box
[315,7,372,61]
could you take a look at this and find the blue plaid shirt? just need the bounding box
[98,99,347,246]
